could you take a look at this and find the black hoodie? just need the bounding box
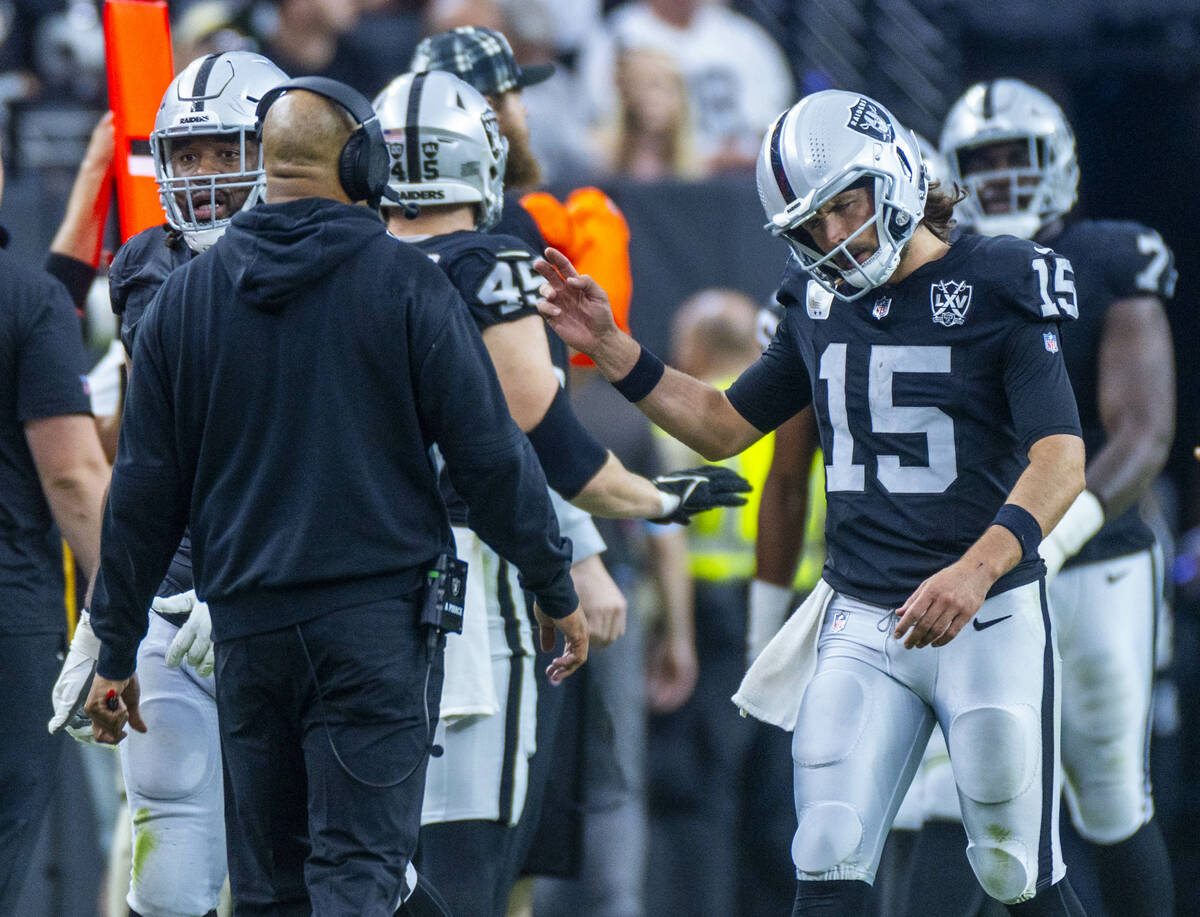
[91,198,576,679]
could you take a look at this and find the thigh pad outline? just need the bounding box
[947,705,1038,805]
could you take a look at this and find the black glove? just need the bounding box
[650,466,752,525]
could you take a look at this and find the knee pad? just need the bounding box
[123,695,219,800]
[791,802,863,875]
[965,837,1033,904]
[947,706,1038,805]
[792,669,868,767]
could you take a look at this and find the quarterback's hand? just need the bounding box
[534,247,619,358]
[48,611,108,746]
[894,557,993,649]
[650,466,752,524]
[84,672,147,745]
[159,590,215,677]
[534,604,589,685]
[570,554,626,646]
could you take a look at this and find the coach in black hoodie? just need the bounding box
[83,86,585,916]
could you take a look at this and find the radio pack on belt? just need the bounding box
[420,553,467,636]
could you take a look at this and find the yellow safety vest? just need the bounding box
[654,379,827,592]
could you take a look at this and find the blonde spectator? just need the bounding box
[604,47,701,181]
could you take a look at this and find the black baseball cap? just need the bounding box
[409,26,554,97]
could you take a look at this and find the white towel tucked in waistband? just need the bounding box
[439,527,500,721]
[732,579,834,731]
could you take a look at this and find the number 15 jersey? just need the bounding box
[727,233,1082,606]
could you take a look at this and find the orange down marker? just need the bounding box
[103,0,174,242]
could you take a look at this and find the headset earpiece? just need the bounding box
[253,76,390,208]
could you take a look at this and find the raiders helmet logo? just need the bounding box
[930,280,973,326]
[846,98,894,142]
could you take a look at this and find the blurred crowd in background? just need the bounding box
[4,0,1200,914]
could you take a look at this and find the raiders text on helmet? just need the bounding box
[756,90,929,302]
[939,79,1078,240]
[151,51,288,252]
[373,70,508,231]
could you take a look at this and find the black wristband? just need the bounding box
[611,345,665,402]
[991,503,1043,561]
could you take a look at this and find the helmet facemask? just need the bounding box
[772,167,923,302]
[152,126,265,253]
[940,80,1079,241]
[952,135,1057,239]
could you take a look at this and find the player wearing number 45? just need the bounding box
[373,69,750,917]
[537,88,1090,917]
[898,79,1177,917]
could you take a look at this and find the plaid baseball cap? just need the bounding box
[410,26,554,97]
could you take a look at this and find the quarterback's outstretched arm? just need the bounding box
[484,311,750,521]
[535,248,763,461]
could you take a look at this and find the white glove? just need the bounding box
[158,590,215,678]
[747,579,794,666]
[1039,490,1105,581]
[48,610,109,746]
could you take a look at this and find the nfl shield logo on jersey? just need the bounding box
[872,297,891,320]
[930,280,973,326]
[831,610,848,633]
[1043,331,1059,353]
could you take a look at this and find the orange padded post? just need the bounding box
[104,0,174,242]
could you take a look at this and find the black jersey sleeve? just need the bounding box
[445,235,544,331]
[991,236,1080,325]
[17,276,93,421]
[725,312,813,433]
[1101,222,1177,301]
[1002,320,1081,451]
[109,226,190,353]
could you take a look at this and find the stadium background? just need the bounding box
[2,0,1198,912]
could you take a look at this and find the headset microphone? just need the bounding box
[380,185,421,220]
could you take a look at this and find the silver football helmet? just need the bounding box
[757,90,928,302]
[151,51,288,253]
[372,71,508,230]
[939,79,1078,239]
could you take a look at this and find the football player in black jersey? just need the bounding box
[898,79,1177,917]
[47,52,291,917]
[536,89,1091,916]
[372,69,750,917]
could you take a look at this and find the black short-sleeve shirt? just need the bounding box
[0,236,93,632]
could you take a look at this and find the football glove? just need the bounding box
[650,466,752,525]
[160,590,215,678]
[48,610,109,747]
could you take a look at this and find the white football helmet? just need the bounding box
[757,90,928,302]
[939,79,1078,239]
[372,70,508,230]
[151,51,288,252]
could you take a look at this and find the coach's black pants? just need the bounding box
[215,599,443,917]
[0,631,66,914]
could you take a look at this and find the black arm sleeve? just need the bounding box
[1002,321,1082,451]
[91,298,189,678]
[412,286,577,618]
[525,386,608,499]
[44,253,96,316]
